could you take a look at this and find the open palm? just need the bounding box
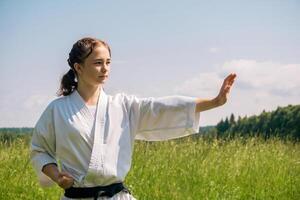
[216,73,237,106]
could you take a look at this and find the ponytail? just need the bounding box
[57,69,78,96]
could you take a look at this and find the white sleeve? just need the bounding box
[125,95,200,141]
[30,104,57,187]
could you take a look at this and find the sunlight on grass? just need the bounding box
[0,136,299,199]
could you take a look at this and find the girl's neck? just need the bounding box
[76,83,102,106]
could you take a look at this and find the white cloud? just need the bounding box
[209,47,220,53]
[23,94,54,110]
[173,72,222,97]
[173,60,300,126]
[0,93,56,127]
[221,60,300,96]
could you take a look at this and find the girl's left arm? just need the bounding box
[195,73,237,113]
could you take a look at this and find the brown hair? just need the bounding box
[57,37,111,96]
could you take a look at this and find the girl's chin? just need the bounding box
[97,79,106,84]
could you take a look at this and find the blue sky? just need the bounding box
[1,0,300,127]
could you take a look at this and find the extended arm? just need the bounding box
[195,73,237,113]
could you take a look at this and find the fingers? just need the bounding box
[218,73,236,105]
[226,73,236,81]
[57,176,74,189]
[57,171,74,189]
[223,73,236,93]
[225,73,237,86]
[59,171,73,178]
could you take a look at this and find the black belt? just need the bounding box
[64,182,130,200]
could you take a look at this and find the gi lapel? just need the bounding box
[72,90,95,130]
[84,87,108,185]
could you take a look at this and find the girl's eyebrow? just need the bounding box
[93,58,111,61]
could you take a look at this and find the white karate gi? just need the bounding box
[30,87,200,200]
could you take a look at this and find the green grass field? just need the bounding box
[0,136,299,200]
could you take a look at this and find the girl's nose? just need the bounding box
[101,65,108,73]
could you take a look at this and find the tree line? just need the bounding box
[0,127,33,144]
[214,104,300,140]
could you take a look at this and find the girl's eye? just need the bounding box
[95,61,111,65]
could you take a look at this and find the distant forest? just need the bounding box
[202,104,300,141]
[1,104,300,142]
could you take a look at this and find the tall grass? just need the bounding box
[0,136,62,199]
[0,136,299,199]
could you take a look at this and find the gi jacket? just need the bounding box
[30,87,200,187]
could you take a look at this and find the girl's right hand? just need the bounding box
[56,171,74,189]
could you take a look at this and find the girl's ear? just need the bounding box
[74,63,83,75]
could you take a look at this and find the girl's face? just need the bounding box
[74,45,111,87]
